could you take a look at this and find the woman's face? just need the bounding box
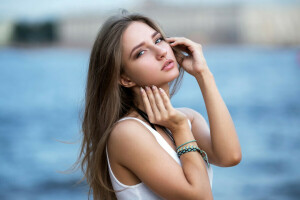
[121,21,179,87]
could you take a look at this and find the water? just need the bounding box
[0,46,299,200]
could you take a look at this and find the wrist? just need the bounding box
[172,128,196,148]
[194,68,213,80]
[194,69,215,89]
[169,120,191,135]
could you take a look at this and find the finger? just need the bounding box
[158,88,173,111]
[167,38,192,56]
[173,44,191,55]
[166,37,192,50]
[167,37,198,53]
[152,85,167,114]
[169,37,193,48]
[166,37,189,44]
[145,86,161,122]
[165,37,176,42]
[140,87,154,120]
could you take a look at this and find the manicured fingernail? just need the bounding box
[152,85,156,90]
[140,87,144,93]
[145,86,150,91]
[159,88,164,93]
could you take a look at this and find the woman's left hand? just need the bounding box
[166,37,210,76]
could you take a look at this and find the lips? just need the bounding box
[161,59,175,71]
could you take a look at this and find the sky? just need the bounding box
[0,0,298,22]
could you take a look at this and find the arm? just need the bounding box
[108,86,213,199]
[168,37,242,167]
[109,119,213,200]
[196,71,241,167]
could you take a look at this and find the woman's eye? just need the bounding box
[155,37,164,44]
[136,50,145,58]
[135,37,164,58]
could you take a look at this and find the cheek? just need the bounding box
[132,63,158,84]
[133,54,157,72]
[123,60,155,85]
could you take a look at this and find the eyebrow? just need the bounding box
[129,31,159,59]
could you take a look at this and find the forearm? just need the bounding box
[173,128,213,199]
[195,70,242,166]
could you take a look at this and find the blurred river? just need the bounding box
[0,46,299,200]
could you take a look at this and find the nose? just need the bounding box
[154,45,167,60]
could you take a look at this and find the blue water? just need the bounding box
[0,46,299,200]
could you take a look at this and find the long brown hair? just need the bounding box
[77,10,185,200]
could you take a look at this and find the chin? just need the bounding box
[165,67,180,84]
[172,64,181,77]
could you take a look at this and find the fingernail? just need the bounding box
[159,88,164,93]
[152,85,156,90]
[145,86,150,91]
[140,87,144,93]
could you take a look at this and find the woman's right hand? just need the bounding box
[140,85,189,134]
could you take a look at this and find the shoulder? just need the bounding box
[107,119,157,162]
[109,119,155,146]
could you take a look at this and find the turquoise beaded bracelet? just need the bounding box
[176,140,197,151]
[177,144,197,154]
[177,145,200,157]
[177,145,210,167]
[199,149,210,167]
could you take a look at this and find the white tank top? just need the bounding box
[106,117,213,199]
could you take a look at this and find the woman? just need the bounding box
[78,10,242,200]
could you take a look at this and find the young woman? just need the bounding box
[78,11,242,200]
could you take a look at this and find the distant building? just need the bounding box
[0,20,14,46]
[56,3,300,47]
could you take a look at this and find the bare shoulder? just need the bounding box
[108,119,155,148]
[107,119,157,163]
[109,119,146,141]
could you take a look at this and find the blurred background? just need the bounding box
[0,0,300,199]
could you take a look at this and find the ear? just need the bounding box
[119,74,136,88]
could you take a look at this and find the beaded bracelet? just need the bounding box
[199,149,210,167]
[177,145,200,156]
[177,144,194,154]
[176,140,197,151]
[177,145,210,167]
